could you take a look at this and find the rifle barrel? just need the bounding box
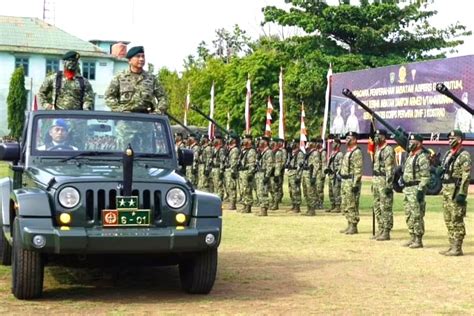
[190,106,231,136]
[435,83,474,115]
[165,111,195,135]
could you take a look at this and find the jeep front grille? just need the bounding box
[85,189,162,224]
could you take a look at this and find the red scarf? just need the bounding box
[64,70,75,80]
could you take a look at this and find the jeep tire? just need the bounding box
[179,248,217,294]
[0,228,12,266]
[11,218,44,300]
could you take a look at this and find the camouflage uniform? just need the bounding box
[287,148,305,212]
[255,146,275,216]
[224,144,240,210]
[38,72,94,110]
[198,142,213,191]
[439,132,471,256]
[238,146,257,213]
[315,146,327,209]
[105,68,167,114]
[327,147,343,212]
[301,147,318,216]
[340,144,363,234]
[372,141,395,240]
[186,142,200,187]
[402,144,430,248]
[270,145,286,210]
[211,144,227,200]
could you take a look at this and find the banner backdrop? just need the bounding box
[330,55,474,137]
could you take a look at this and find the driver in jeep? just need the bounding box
[37,119,78,151]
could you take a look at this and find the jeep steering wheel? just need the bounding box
[48,144,75,151]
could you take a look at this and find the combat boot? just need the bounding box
[345,223,358,235]
[269,203,279,211]
[229,202,237,211]
[290,204,296,211]
[376,229,390,241]
[303,208,316,216]
[444,240,463,256]
[256,207,268,216]
[402,234,415,247]
[370,229,382,240]
[340,222,350,233]
[293,205,301,213]
[409,235,423,248]
[332,206,341,213]
[439,238,454,255]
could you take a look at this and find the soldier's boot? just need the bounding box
[340,222,350,233]
[409,235,423,248]
[290,204,296,211]
[402,234,415,247]
[293,205,301,213]
[269,203,279,211]
[229,202,237,211]
[256,207,268,216]
[303,208,316,216]
[444,240,463,256]
[439,238,454,255]
[345,223,358,235]
[376,229,391,241]
[370,229,382,240]
[332,206,341,213]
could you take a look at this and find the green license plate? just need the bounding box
[102,209,151,227]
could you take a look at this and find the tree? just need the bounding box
[7,67,27,140]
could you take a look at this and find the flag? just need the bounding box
[208,82,215,139]
[245,76,251,134]
[278,67,285,140]
[31,94,38,111]
[184,83,190,126]
[321,64,333,146]
[265,96,273,137]
[226,111,230,131]
[299,102,307,153]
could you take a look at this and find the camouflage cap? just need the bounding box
[345,131,358,138]
[448,129,464,139]
[63,51,80,61]
[410,134,423,142]
[126,46,145,59]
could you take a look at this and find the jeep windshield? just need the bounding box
[31,114,172,158]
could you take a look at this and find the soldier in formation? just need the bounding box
[255,137,275,216]
[238,135,257,213]
[325,138,343,213]
[287,140,305,213]
[198,135,213,191]
[339,131,363,235]
[224,135,241,210]
[270,138,286,210]
[301,138,318,216]
[371,129,395,241]
[211,135,227,201]
[315,138,327,209]
[186,134,200,187]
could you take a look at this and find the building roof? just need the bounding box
[0,15,115,58]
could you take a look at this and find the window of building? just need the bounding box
[45,59,60,75]
[15,57,29,76]
[82,61,96,80]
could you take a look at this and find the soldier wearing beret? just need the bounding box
[255,136,274,216]
[438,130,471,256]
[198,134,213,191]
[238,134,257,213]
[301,138,318,216]
[401,134,430,248]
[326,138,343,213]
[105,46,168,114]
[315,138,327,209]
[224,134,241,210]
[371,129,395,241]
[38,50,95,110]
[287,139,305,213]
[339,131,363,235]
[211,135,227,200]
[270,137,286,210]
[186,133,200,187]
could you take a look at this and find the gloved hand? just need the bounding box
[310,177,316,185]
[351,186,359,194]
[263,177,270,185]
[416,190,424,203]
[384,187,393,195]
[294,177,301,186]
[455,194,467,206]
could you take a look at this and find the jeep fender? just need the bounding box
[0,177,12,226]
[12,188,52,218]
[192,190,222,218]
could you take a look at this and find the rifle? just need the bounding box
[342,89,410,151]
[436,83,474,115]
[190,105,233,137]
[165,111,200,138]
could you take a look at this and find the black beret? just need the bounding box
[229,133,239,140]
[201,134,209,140]
[174,132,183,137]
[244,134,253,140]
[272,137,284,142]
[126,46,144,59]
[189,133,198,139]
[345,131,358,138]
[333,138,341,144]
[260,136,271,143]
[375,129,389,137]
[410,134,423,142]
[449,130,464,139]
[63,51,80,61]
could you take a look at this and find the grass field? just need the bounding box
[0,162,473,314]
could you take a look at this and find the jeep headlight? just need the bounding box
[166,188,186,209]
[58,187,80,209]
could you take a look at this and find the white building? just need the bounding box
[0,16,129,136]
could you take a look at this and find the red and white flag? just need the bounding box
[245,76,251,134]
[265,96,273,137]
[208,82,215,139]
[184,83,190,126]
[299,102,307,153]
[278,67,285,140]
[31,94,38,111]
[226,111,230,131]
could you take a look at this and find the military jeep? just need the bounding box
[0,111,222,299]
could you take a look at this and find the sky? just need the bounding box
[1,0,473,72]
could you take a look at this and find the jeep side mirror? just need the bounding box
[178,148,193,167]
[0,142,21,161]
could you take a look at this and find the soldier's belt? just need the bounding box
[287,167,297,170]
[442,177,460,184]
[339,174,352,179]
[373,171,386,176]
[404,180,420,187]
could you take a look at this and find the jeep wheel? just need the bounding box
[179,248,217,294]
[11,218,44,300]
[0,228,12,266]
